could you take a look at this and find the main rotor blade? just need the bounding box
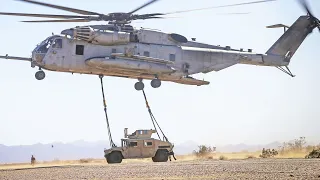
[17,0,102,16]
[21,19,91,23]
[216,12,251,15]
[128,0,160,14]
[162,0,276,15]
[0,12,91,19]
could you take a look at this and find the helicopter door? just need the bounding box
[50,38,64,66]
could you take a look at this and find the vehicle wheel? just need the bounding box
[152,150,168,162]
[35,71,45,80]
[134,81,144,91]
[106,151,123,164]
[151,79,161,88]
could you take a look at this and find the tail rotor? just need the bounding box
[297,0,320,32]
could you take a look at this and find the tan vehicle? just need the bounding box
[104,128,175,163]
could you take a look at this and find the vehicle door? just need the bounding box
[49,38,64,67]
[127,140,142,158]
[142,140,154,158]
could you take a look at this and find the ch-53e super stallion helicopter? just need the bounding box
[0,0,319,91]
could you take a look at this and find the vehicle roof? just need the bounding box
[121,138,157,141]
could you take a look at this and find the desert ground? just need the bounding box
[1,154,320,180]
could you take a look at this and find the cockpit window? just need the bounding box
[34,36,57,54]
[52,38,62,49]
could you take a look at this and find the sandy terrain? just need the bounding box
[1,158,320,180]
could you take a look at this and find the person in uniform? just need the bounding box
[31,155,36,166]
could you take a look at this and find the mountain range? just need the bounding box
[0,140,285,164]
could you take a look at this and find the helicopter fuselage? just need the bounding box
[30,25,290,90]
[0,0,318,91]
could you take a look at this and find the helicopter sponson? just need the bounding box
[85,56,176,75]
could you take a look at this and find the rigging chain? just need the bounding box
[142,89,169,142]
[99,75,116,148]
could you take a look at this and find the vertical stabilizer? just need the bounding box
[266,16,315,58]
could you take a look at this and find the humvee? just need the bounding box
[103,128,175,164]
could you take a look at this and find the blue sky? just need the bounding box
[0,0,319,147]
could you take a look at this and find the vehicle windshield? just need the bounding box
[122,140,128,147]
[34,35,59,54]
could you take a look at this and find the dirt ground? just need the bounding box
[1,158,320,180]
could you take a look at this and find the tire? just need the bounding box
[35,71,46,80]
[134,82,144,91]
[152,149,168,162]
[106,151,123,164]
[151,79,161,88]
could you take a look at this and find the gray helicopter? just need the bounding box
[0,0,319,91]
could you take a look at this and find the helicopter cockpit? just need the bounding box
[32,35,62,63]
[33,35,61,54]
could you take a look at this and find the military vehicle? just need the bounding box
[0,0,319,91]
[103,128,175,164]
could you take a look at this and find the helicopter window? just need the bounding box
[169,54,176,61]
[143,51,150,57]
[76,45,84,55]
[52,39,62,49]
[111,48,117,53]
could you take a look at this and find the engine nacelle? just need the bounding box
[73,26,130,46]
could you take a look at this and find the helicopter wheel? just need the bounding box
[35,70,46,80]
[151,79,161,88]
[134,81,144,91]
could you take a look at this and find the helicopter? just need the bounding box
[0,0,319,91]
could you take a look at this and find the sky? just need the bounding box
[0,0,319,147]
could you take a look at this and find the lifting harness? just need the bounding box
[141,89,176,161]
[141,89,168,141]
[99,75,116,148]
[98,75,175,160]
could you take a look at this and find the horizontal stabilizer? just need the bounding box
[266,24,290,29]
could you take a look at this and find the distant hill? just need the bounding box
[0,140,283,164]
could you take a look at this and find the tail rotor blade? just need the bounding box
[297,0,313,17]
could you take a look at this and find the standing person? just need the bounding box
[31,155,36,166]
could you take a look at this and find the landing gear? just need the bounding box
[134,77,162,91]
[35,70,45,80]
[134,81,145,91]
[151,79,161,88]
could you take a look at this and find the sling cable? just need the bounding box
[99,75,116,148]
